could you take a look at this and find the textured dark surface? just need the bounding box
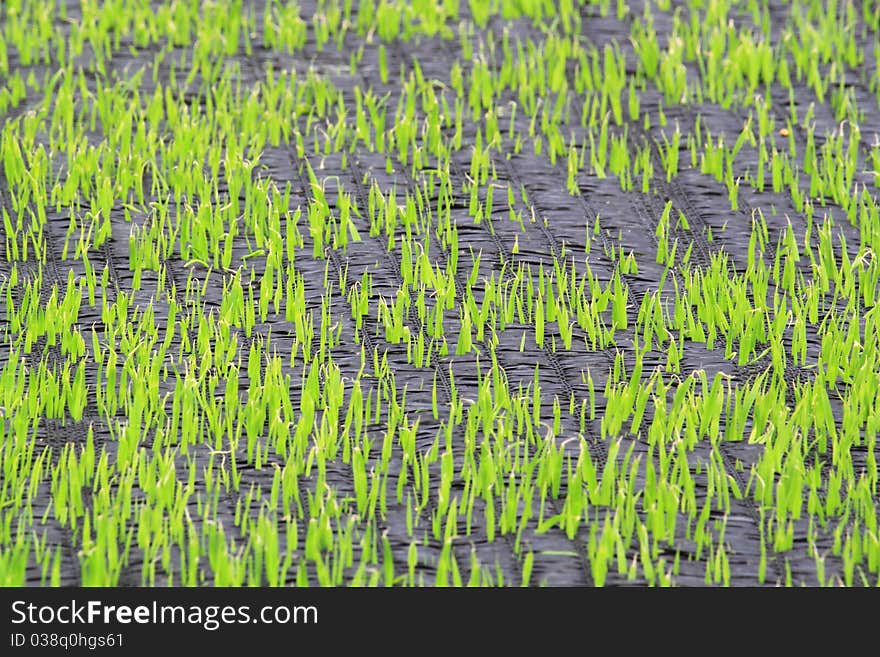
[1,0,879,587]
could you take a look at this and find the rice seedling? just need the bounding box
[3,0,880,589]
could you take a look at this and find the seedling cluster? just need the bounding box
[1,0,880,587]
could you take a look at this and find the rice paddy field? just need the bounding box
[2,0,880,588]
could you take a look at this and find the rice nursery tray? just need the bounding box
[1,0,880,588]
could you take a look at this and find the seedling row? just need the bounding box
[1,0,880,587]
